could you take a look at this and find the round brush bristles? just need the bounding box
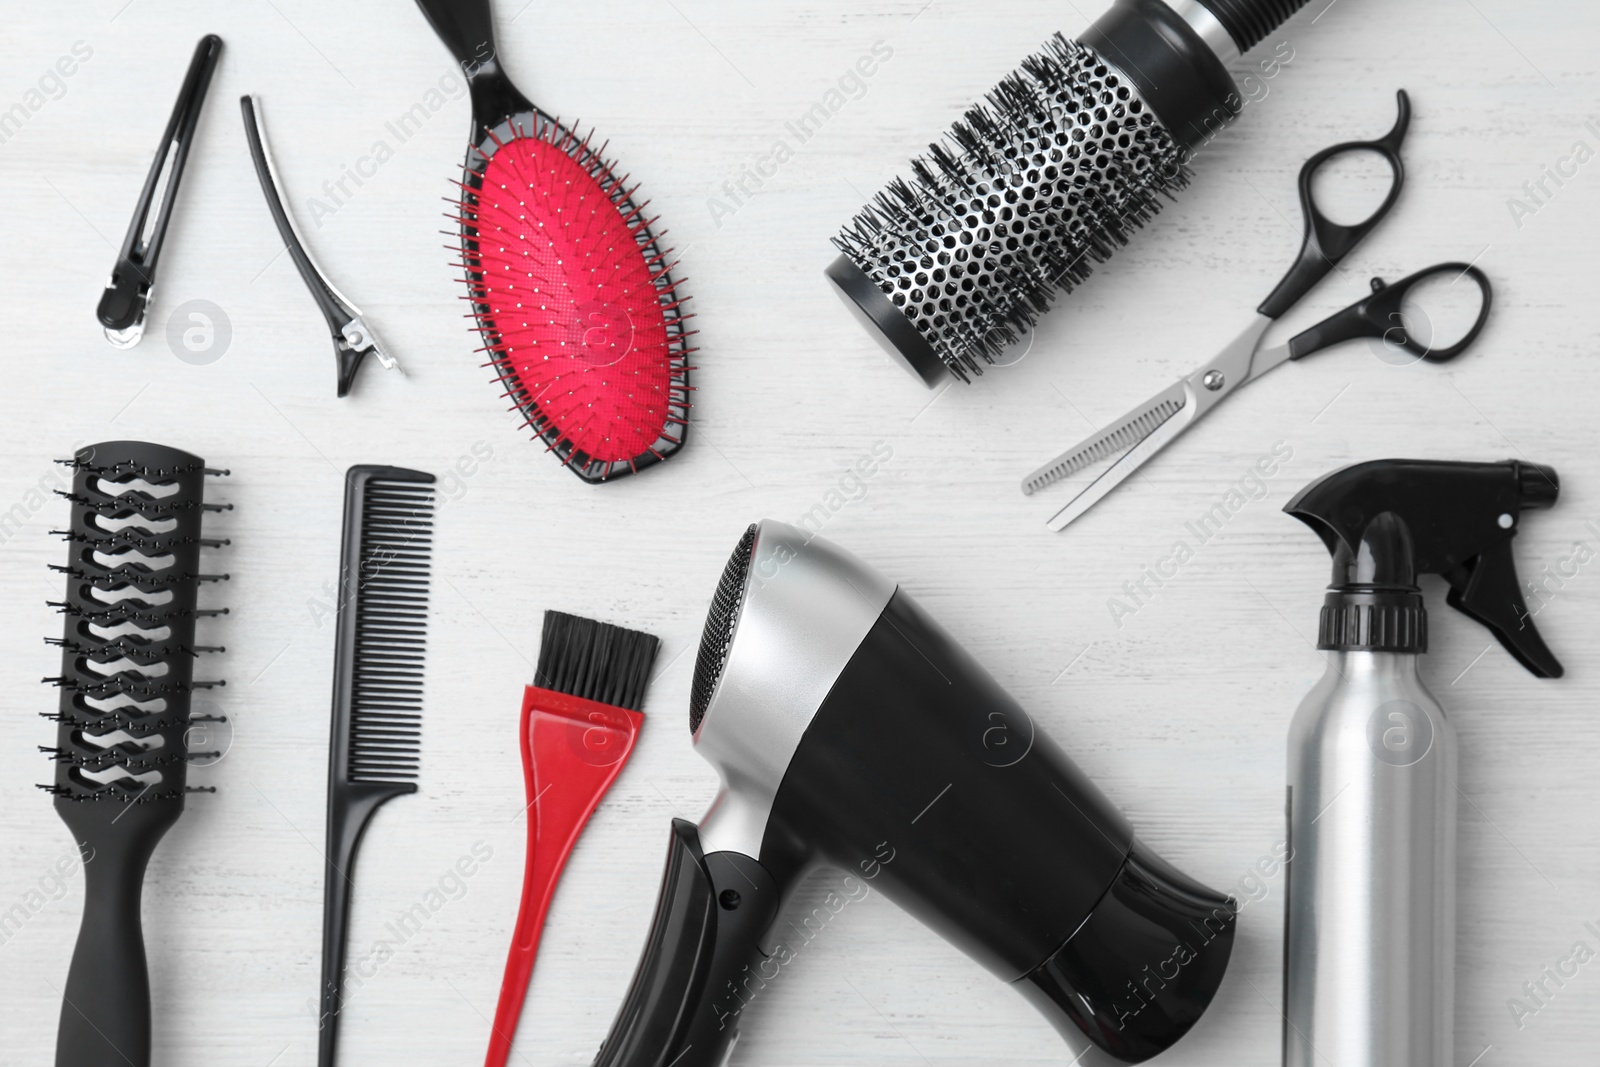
[451,120,694,481]
[833,33,1190,381]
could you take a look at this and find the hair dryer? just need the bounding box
[595,520,1237,1065]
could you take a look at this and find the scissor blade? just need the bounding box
[1021,382,1190,496]
[1045,384,1200,531]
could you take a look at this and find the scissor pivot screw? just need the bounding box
[1203,370,1226,391]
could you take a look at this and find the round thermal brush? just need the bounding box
[828,0,1313,385]
[416,0,694,482]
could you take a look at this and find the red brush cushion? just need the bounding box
[467,131,684,468]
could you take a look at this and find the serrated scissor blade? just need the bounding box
[1045,385,1202,531]
[1021,383,1189,496]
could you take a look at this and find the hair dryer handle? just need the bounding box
[594,819,780,1067]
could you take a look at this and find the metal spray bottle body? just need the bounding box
[1285,651,1456,1067]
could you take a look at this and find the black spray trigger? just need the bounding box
[1445,541,1563,679]
[1284,458,1562,678]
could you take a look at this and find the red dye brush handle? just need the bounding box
[486,687,643,1067]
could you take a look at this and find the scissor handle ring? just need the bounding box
[1259,90,1412,321]
[1366,262,1493,363]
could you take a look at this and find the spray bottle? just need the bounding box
[1280,459,1563,1067]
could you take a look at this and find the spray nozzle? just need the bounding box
[1284,459,1562,679]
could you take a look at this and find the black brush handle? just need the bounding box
[1199,0,1312,53]
[411,0,534,127]
[318,782,416,1067]
[55,803,179,1067]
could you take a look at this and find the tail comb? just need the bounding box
[319,465,436,1067]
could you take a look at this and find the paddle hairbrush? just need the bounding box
[413,0,694,482]
[485,611,658,1067]
[42,441,230,1067]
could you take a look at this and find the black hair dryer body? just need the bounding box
[595,521,1237,1065]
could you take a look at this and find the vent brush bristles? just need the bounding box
[43,440,230,1067]
[828,0,1314,384]
[319,464,435,1067]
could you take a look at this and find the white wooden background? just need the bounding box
[3,1,1598,1064]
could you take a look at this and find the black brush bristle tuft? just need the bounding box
[833,32,1190,381]
[535,611,660,712]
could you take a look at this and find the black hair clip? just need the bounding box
[240,95,399,397]
[97,35,223,348]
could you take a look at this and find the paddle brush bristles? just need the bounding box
[448,119,695,483]
[535,610,660,711]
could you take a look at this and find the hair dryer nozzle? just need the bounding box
[1020,842,1238,1062]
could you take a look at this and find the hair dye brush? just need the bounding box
[829,0,1314,385]
[42,441,230,1067]
[412,0,694,481]
[484,611,659,1067]
[597,521,1236,1066]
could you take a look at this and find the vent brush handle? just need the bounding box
[55,807,174,1067]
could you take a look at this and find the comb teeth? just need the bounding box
[43,442,229,804]
[832,32,1190,381]
[535,611,661,711]
[333,468,435,785]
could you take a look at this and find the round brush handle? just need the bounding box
[1198,0,1313,54]
[594,821,781,1067]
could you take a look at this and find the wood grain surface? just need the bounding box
[2,1,1598,1065]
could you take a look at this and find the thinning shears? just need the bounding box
[1022,91,1493,531]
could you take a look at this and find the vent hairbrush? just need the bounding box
[319,465,435,1067]
[412,0,694,482]
[828,0,1313,385]
[42,441,230,1067]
